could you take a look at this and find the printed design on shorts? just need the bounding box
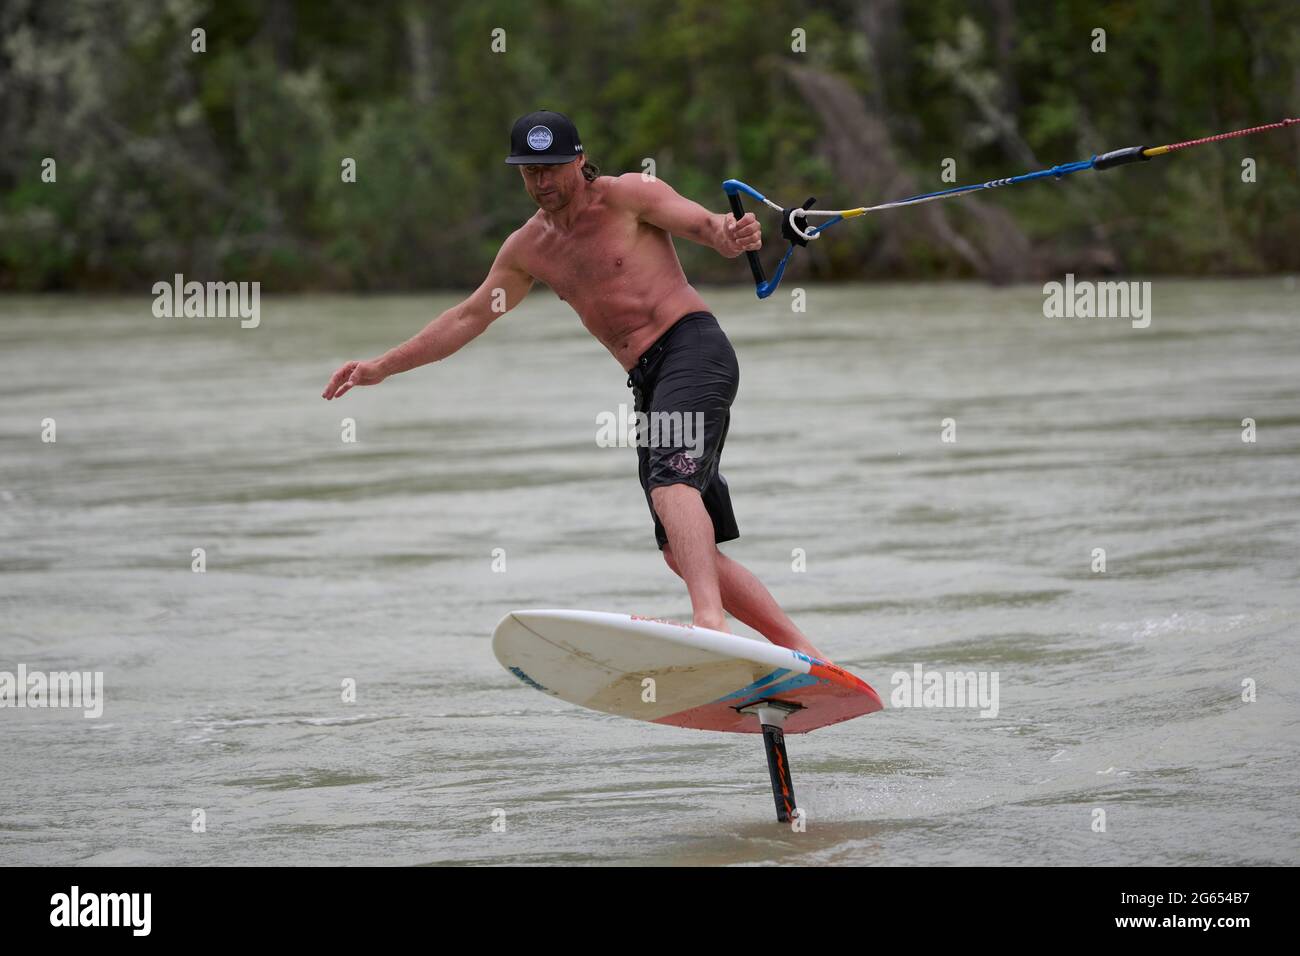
[666,451,699,476]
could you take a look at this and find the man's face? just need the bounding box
[519,157,584,211]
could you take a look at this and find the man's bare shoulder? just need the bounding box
[605,172,668,187]
[512,209,546,234]
[602,172,671,209]
[496,217,545,270]
[506,212,548,246]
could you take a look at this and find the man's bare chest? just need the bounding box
[523,216,643,300]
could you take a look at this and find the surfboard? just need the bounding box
[494,609,882,734]
[493,609,884,821]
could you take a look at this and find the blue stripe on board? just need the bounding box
[729,673,820,707]
[711,668,791,704]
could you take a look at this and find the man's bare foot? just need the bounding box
[763,634,829,661]
[694,614,729,632]
[792,642,830,661]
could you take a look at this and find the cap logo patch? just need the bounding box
[526,125,554,151]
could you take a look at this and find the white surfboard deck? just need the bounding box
[493,609,882,734]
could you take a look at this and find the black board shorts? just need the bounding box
[625,311,740,551]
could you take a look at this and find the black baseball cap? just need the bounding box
[505,109,584,165]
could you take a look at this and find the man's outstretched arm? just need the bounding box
[322,233,534,400]
[612,173,761,258]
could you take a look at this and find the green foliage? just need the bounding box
[0,0,1296,290]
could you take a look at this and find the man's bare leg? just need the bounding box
[662,543,828,660]
[649,484,727,631]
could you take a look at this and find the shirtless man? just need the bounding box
[323,109,825,659]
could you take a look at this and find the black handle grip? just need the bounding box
[727,192,766,287]
[1093,146,1151,170]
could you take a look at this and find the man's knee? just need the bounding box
[662,542,722,576]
